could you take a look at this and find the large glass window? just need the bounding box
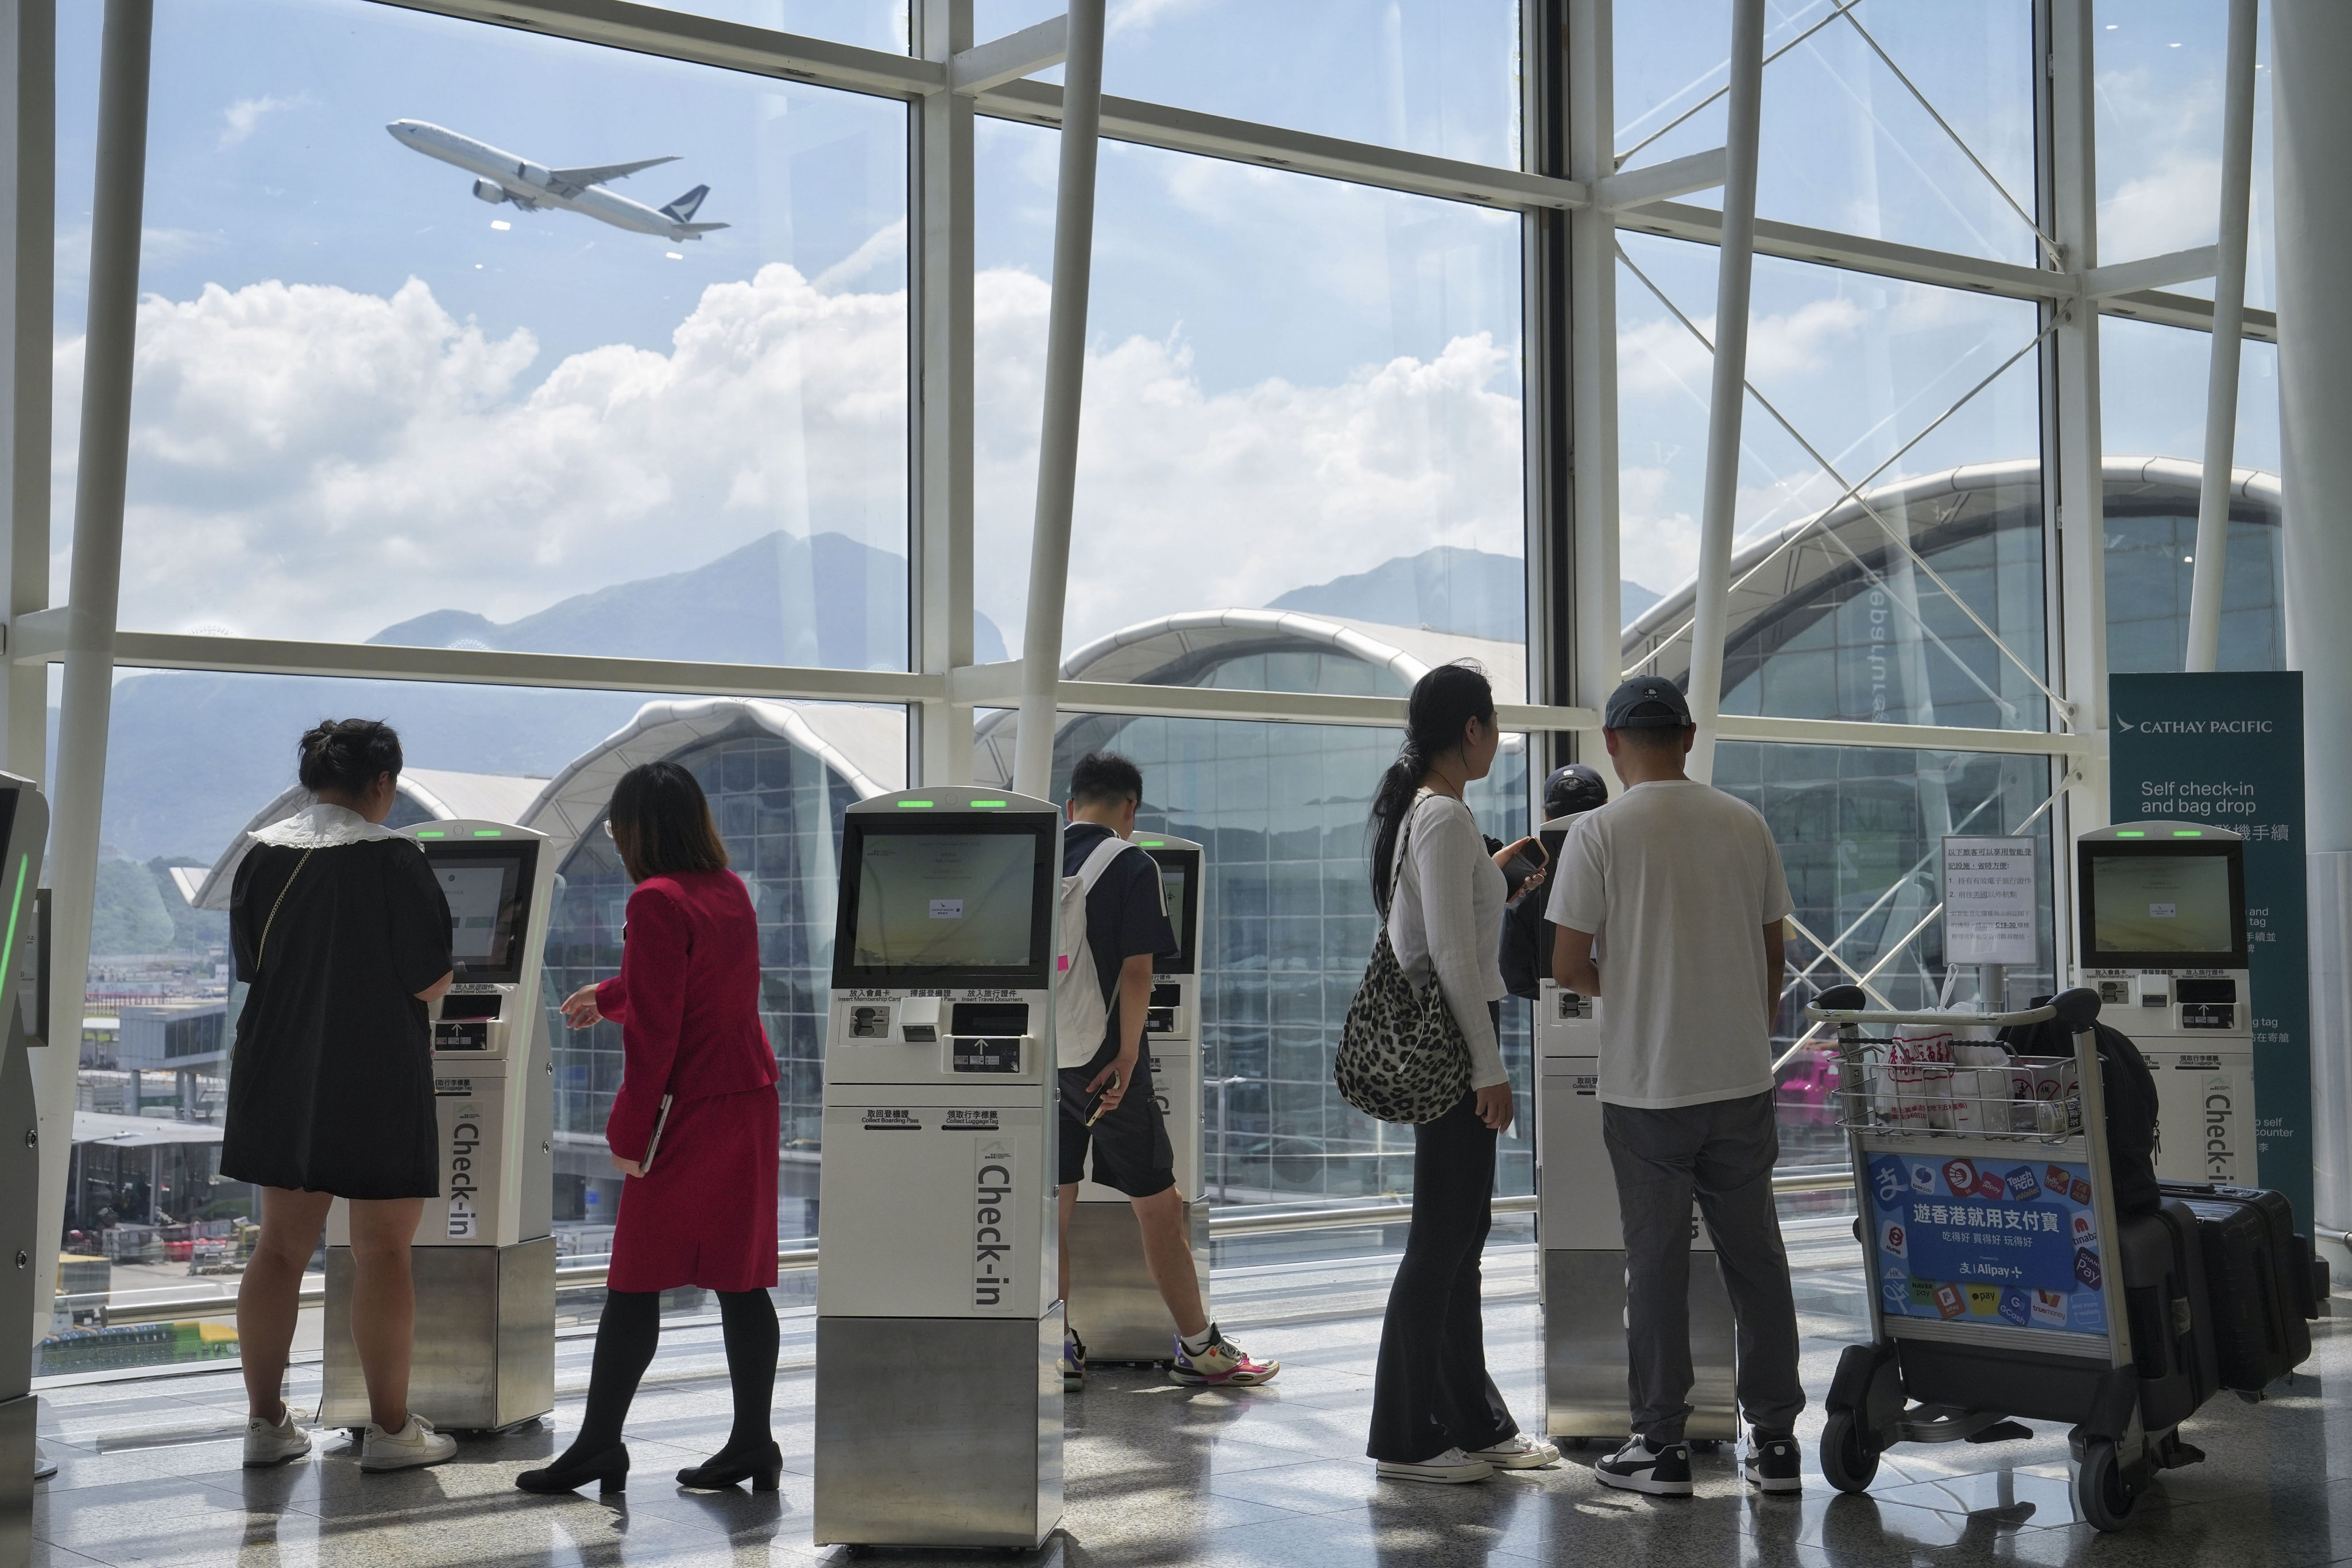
[2094,0,2276,311]
[1616,235,2048,730]
[2098,321,2284,673]
[973,0,1521,167]
[975,129,1525,670]
[1722,741,2057,1167]
[57,668,903,1371]
[109,0,909,668]
[1615,1,2042,265]
[541,706,888,1242]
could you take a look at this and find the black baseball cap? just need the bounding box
[1603,676,1693,730]
[1543,763,1608,819]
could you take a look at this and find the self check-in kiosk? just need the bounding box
[1065,833,1206,1363]
[0,775,48,1567]
[2074,821,2255,1184]
[1533,812,1739,1444]
[814,787,1062,1550]
[322,820,558,1433]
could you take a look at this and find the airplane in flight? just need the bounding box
[387,119,729,242]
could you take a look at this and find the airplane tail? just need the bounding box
[678,222,730,238]
[659,184,710,222]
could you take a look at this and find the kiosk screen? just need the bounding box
[1142,845,1199,975]
[851,833,1039,973]
[427,845,538,983]
[2079,841,2246,967]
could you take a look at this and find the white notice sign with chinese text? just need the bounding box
[1944,837,2040,966]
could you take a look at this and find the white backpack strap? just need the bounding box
[1076,833,1133,892]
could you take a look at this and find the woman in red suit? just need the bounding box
[517,761,781,1497]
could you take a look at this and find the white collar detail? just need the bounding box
[249,802,408,849]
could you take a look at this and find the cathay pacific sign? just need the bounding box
[2110,672,2308,1222]
[2114,714,2276,735]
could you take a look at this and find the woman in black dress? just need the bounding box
[222,720,458,1473]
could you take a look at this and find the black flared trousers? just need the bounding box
[1365,1084,1519,1463]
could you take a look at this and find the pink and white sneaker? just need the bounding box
[1170,1324,1279,1385]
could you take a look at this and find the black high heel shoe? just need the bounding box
[516,1444,630,1496]
[676,1439,782,1491]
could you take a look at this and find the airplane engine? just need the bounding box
[472,178,509,206]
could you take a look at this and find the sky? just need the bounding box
[46,0,2273,665]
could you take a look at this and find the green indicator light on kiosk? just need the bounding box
[1138,839,1166,847]
[2115,830,2145,838]
[0,856,25,999]
[970,800,1007,808]
[897,800,935,808]
[2172,829,2203,837]
[416,830,447,838]
[472,828,503,837]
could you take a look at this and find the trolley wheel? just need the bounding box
[1820,1410,1878,1495]
[2075,1438,2136,1532]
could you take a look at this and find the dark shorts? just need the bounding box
[1057,1044,1176,1199]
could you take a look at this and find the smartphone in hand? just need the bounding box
[1084,1071,1123,1125]
[1501,839,1549,899]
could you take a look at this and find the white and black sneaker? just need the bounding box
[1594,1435,1693,1497]
[1743,1433,1802,1493]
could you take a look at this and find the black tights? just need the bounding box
[566,1288,780,1459]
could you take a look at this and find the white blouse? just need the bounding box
[1383,791,1509,1090]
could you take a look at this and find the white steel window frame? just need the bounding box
[3,0,2272,1317]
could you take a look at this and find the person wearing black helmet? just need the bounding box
[1497,764,1610,1000]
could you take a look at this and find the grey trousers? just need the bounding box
[1601,1089,1805,1443]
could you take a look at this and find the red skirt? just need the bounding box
[608,1085,780,1293]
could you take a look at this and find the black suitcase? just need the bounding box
[2117,1199,2219,1430]
[2157,1182,2314,1392]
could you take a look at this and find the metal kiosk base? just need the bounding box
[814,1308,1062,1548]
[1545,1249,1740,1443]
[320,1238,555,1432]
[1065,1199,1209,1363]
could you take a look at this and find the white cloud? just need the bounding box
[1108,0,1214,37]
[89,267,909,639]
[1618,296,1868,400]
[966,269,1524,649]
[73,250,1527,653]
[218,93,312,151]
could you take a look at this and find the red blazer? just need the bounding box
[596,870,777,1163]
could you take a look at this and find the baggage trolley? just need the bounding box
[1808,985,2209,1532]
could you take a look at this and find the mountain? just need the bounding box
[82,531,1007,867]
[86,537,1647,872]
[1265,547,1665,640]
[370,530,1010,668]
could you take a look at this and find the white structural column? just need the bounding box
[0,0,48,1361]
[1681,0,1764,785]
[0,0,48,785]
[2183,0,2261,674]
[2049,0,2107,838]
[1566,0,1622,728]
[2277,0,2352,1236]
[912,0,976,785]
[1009,0,1105,800]
[36,0,150,1313]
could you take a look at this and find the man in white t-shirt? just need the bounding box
[1545,677,1804,1499]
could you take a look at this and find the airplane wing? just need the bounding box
[547,154,678,189]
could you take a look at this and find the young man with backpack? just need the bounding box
[1057,751,1278,1391]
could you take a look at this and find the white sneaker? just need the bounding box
[242,1410,311,1469]
[1376,1446,1495,1484]
[1469,1433,1561,1470]
[359,1413,457,1472]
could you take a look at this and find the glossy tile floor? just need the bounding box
[29,1224,2352,1567]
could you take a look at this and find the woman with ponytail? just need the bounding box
[1363,664,1561,1484]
